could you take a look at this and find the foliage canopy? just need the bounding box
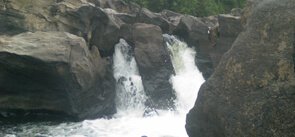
[123,0,246,16]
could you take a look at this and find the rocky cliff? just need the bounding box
[0,0,241,121]
[186,0,295,136]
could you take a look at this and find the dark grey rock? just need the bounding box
[218,14,242,37]
[210,14,243,68]
[186,0,295,136]
[173,13,242,79]
[137,8,171,33]
[0,32,116,121]
[132,23,175,109]
[173,15,216,79]
[90,8,124,57]
[0,0,125,58]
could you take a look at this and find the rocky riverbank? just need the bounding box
[0,0,242,122]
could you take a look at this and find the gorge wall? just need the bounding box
[0,0,242,121]
[186,0,295,136]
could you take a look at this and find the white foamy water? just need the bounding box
[163,34,205,113]
[112,39,147,117]
[2,37,204,137]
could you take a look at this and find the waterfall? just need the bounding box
[164,34,205,113]
[113,39,146,117]
[2,36,204,137]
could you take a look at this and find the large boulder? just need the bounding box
[211,14,243,68]
[132,23,175,109]
[186,0,295,137]
[0,32,116,121]
[173,15,216,79]
[0,0,123,57]
[173,13,242,79]
[114,7,176,34]
[0,0,96,34]
[137,8,172,33]
[90,8,124,57]
[0,0,56,35]
[160,10,182,33]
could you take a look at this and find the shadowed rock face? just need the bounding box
[117,23,176,109]
[0,32,116,121]
[0,0,125,57]
[211,14,243,68]
[173,15,215,79]
[132,23,175,109]
[173,14,242,80]
[0,0,238,81]
[293,32,295,72]
[0,0,253,122]
[0,0,179,121]
[186,0,295,137]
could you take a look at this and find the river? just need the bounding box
[2,35,204,137]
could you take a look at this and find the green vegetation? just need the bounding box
[123,0,246,17]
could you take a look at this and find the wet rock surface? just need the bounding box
[186,0,295,136]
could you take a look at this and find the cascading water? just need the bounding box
[112,39,146,117]
[163,34,205,113]
[1,36,204,137]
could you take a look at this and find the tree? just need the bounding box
[123,0,246,17]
